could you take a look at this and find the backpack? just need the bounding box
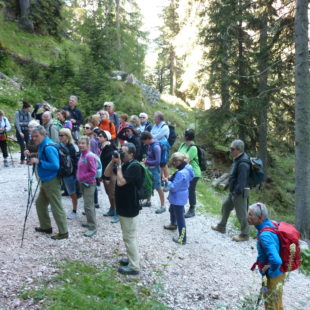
[152,140,170,164]
[160,123,177,147]
[43,143,74,177]
[256,221,301,273]
[238,157,264,188]
[186,144,207,171]
[84,152,102,179]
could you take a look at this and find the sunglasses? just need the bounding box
[230,147,236,151]
[59,134,65,137]
[139,116,146,119]
[104,105,111,107]
[98,135,104,138]
[84,126,91,129]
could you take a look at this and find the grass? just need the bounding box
[21,261,171,310]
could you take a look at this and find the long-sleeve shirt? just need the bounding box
[0,117,11,132]
[44,121,60,143]
[14,110,31,133]
[77,150,97,184]
[256,219,283,278]
[145,141,161,167]
[151,121,169,141]
[63,106,83,131]
[99,119,116,139]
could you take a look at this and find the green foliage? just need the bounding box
[301,249,310,275]
[21,261,171,310]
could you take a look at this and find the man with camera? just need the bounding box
[104,143,144,275]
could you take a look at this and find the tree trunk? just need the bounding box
[295,0,310,238]
[169,47,176,96]
[258,12,268,176]
[115,0,123,70]
[19,0,34,31]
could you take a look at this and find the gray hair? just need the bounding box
[70,95,78,102]
[28,120,40,128]
[32,125,47,136]
[154,111,164,121]
[232,139,244,152]
[42,111,52,120]
[104,101,114,108]
[123,142,136,156]
[249,202,268,221]
[99,110,109,118]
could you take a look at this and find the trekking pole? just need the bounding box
[255,275,267,310]
[21,178,40,248]
[5,133,15,167]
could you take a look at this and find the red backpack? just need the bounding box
[256,221,301,273]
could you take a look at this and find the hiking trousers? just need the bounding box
[119,215,139,271]
[36,177,68,234]
[218,191,249,237]
[169,204,186,242]
[264,273,285,310]
[81,183,96,230]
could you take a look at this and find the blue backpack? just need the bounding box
[152,140,170,164]
[239,157,264,188]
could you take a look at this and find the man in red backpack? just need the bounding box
[247,202,285,310]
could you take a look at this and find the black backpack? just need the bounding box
[161,123,177,147]
[43,143,74,177]
[187,144,207,171]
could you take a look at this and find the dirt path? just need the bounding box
[0,154,309,310]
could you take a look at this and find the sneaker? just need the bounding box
[117,266,139,275]
[232,235,249,242]
[111,215,119,224]
[51,232,69,240]
[185,207,195,218]
[142,200,151,207]
[211,225,226,234]
[35,227,52,234]
[4,160,9,167]
[95,204,100,209]
[84,230,97,237]
[67,211,77,220]
[163,185,169,192]
[164,224,177,231]
[155,206,166,214]
[172,236,186,245]
[103,208,115,217]
[119,258,129,266]
[61,192,69,197]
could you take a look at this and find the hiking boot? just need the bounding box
[111,215,119,224]
[95,204,100,209]
[232,235,249,242]
[119,258,129,266]
[164,224,177,231]
[211,225,226,234]
[67,211,77,220]
[142,200,151,207]
[117,266,139,275]
[84,230,97,238]
[35,227,52,234]
[185,206,195,218]
[4,160,9,167]
[172,236,186,245]
[51,232,69,240]
[155,206,166,214]
[103,208,115,217]
[20,160,25,165]
[81,223,90,228]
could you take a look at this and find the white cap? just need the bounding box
[103,130,112,141]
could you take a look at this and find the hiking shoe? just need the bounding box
[103,208,115,217]
[117,266,139,275]
[84,230,97,237]
[61,192,69,197]
[172,236,186,245]
[142,200,151,207]
[35,227,52,234]
[81,223,90,228]
[51,232,68,240]
[111,215,119,224]
[4,160,9,167]
[20,160,25,165]
[232,235,249,242]
[211,225,226,234]
[119,258,129,266]
[95,204,100,209]
[67,211,77,220]
[155,206,166,214]
[163,185,169,192]
[164,224,177,231]
[185,207,195,218]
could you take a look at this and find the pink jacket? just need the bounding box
[77,150,97,184]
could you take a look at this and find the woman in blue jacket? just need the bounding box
[163,152,194,245]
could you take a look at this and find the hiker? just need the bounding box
[29,125,68,240]
[58,128,79,220]
[178,129,201,218]
[140,131,166,214]
[117,124,142,161]
[138,112,152,132]
[63,95,83,143]
[57,109,72,130]
[163,152,194,245]
[104,143,144,275]
[31,102,51,124]
[77,136,98,237]
[15,101,32,164]
[98,110,117,140]
[42,111,60,143]
[0,110,12,167]
[117,113,129,145]
[129,115,141,134]
[151,111,170,187]
[211,139,251,242]
[103,102,119,130]
[247,202,285,310]
[97,130,118,223]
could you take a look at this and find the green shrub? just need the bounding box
[301,249,310,275]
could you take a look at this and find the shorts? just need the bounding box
[160,162,167,168]
[63,175,77,195]
[149,166,161,190]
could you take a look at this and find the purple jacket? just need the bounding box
[167,164,194,205]
[145,140,161,167]
[77,150,97,184]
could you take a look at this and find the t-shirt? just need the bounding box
[178,142,201,177]
[115,160,143,217]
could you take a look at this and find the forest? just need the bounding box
[0,1,309,237]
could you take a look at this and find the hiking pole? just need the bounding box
[255,275,267,310]
[5,133,15,167]
[21,178,40,248]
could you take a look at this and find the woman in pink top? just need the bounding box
[117,113,129,145]
[77,136,97,237]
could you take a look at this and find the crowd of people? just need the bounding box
[0,96,288,309]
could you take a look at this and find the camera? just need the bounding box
[113,150,125,160]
